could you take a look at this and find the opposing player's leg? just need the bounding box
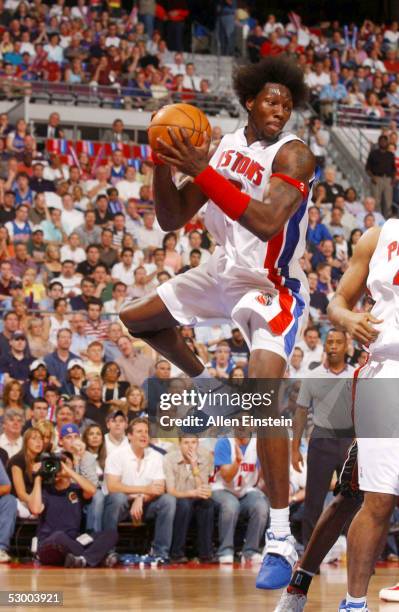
[276,440,362,610]
[339,492,395,611]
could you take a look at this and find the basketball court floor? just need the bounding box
[2,562,399,611]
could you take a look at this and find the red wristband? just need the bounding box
[270,173,309,198]
[193,166,250,220]
[151,150,164,166]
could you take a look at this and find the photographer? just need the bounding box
[29,452,118,568]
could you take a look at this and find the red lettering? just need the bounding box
[236,156,251,175]
[388,240,398,261]
[231,152,244,172]
[218,150,234,168]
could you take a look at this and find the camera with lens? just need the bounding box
[38,452,63,484]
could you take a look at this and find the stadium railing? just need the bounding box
[0,78,240,118]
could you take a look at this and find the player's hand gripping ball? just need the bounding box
[148,103,212,176]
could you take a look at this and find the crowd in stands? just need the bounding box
[246,14,399,126]
[0,1,398,568]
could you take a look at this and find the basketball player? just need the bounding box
[120,57,316,589]
[277,221,398,612]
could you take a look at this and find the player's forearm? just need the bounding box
[239,190,303,242]
[327,293,354,330]
[153,166,187,230]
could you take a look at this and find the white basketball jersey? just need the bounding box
[210,437,259,498]
[204,128,314,296]
[368,219,399,358]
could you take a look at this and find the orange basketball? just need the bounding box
[148,103,211,152]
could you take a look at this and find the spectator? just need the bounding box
[63,359,87,397]
[287,346,307,378]
[75,210,102,248]
[103,283,127,323]
[70,277,96,312]
[105,417,176,561]
[84,298,109,341]
[211,433,269,563]
[104,409,129,455]
[40,208,66,243]
[319,167,344,204]
[100,362,129,407]
[99,229,119,270]
[308,271,329,316]
[0,408,24,458]
[123,385,148,419]
[56,261,81,297]
[70,312,90,358]
[0,310,20,356]
[319,71,349,122]
[70,396,95,434]
[226,328,249,368]
[0,331,32,382]
[83,341,105,378]
[5,205,32,243]
[365,135,396,218]
[23,360,49,405]
[128,266,154,299]
[307,206,332,247]
[23,397,49,432]
[136,211,164,250]
[84,377,108,431]
[8,427,44,517]
[208,341,235,378]
[44,329,79,388]
[111,247,136,285]
[103,118,130,144]
[0,456,17,563]
[48,297,70,346]
[29,163,55,194]
[356,196,385,228]
[116,335,154,388]
[26,317,53,360]
[43,245,62,281]
[216,0,237,56]
[296,326,324,371]
[29,450,118,568]
[165,435,215,563]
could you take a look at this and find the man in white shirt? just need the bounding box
[296,327,324,371]
[44,33,64,64]
[57,260,82,297]
[182,63,202,91]
[124,199,143,241]
[104,410,129,455]
[111,248,136,285]
[61,194,84,235]
[103,282,128,322]
[166,52,186,76]
[104,417,176,560]
[105,23,120,48]
[114,167,141,202]
[85,166,112,201]
[181,230,210,265]
[305,61,331,95]
[136,211,163,251]
[0,409,24,458]
[287,346,307,378]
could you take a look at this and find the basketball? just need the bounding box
[148,103,211,152]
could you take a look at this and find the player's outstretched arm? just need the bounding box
[327,227,382,345]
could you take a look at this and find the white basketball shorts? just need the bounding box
[157,252,308,362]
[354,356,399,496]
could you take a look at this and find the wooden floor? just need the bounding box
[1,562,399,611]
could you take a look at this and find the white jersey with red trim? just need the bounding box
[367,219,399,359]
[204,128,313,297]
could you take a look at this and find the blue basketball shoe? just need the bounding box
[338,599,369,611]
[256,531,298,590]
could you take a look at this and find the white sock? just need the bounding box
[269,507,291,538]
[346,593,367,606]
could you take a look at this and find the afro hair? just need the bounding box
[233,57,309,110]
